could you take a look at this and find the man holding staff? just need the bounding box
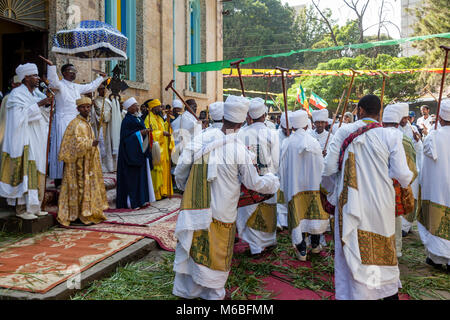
[41,57,107,187]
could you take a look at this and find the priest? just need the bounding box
[145,99,175,200]
[418,99,450,271]
[172,95,280,300]
[236,98,280,256]
[0,64,52,220]
[57,97,108,226]
[205,102,224,131]
[116,98,156,209]
[323,95,413,300]
[279,110,329,261]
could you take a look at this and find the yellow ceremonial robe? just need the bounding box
[57,115,108,226]
[145,112,175,200]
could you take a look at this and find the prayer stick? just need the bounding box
[264,73,271,105]
[230,59,246,97]
[276,67,290,137]
[323,89,346,153]
[165,80,200,121]
[42,94,55,211]
[379,71,389,118]
[339,68,359,128]
[435,45,450,130]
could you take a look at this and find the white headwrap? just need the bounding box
[173,99,184,110]
[248,97,268,120]
[391,103,409,118]
[16,63,39,82]
[383,105,403,124]
[209,102,224,121]
[224,95,250,124]
[291,110,309,129]
[123,97,138,110]
[312,109,329,123]
[440,99,450,121]
[280,111,293,129]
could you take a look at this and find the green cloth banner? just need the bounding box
[178,32,450,73]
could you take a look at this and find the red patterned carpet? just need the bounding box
[0,229,143,293]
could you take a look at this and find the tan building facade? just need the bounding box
[0,0,224,111]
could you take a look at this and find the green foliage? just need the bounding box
[286,54,424,111]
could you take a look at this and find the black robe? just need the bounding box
[116,113,153,209]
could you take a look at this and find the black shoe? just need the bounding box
[383,293,399,300]
[426,257,445,270]
[402,230,408,237]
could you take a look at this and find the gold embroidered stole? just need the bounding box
[288,190,328,232]
[277,190,285,204]
[246,203,277,233]
[402,135,418,185]
[418,200,450,241]
[180,154,211,211]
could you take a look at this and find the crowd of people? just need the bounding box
[0,61,448,301]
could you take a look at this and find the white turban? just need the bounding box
[173,99,184,110]
[224,95,250,124]
[209,102,224,121]
[391,103,409,118]
[440,99,450,121]
[123,97,138,110]
[291,110,309,129]
[280,111,293,129]
[383,105,403,124]
[248,98,268,120]
[16,63,38,82]
[312,109,329,123]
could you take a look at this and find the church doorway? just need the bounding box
[0,0,48,94]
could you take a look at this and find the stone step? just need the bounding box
[0,211,57,235]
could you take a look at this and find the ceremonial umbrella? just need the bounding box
[51,20,128,61]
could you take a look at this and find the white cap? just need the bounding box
[391,103,409,118]
[173,99,183,110]
[223,95,250,124]
[328,118,333,125]
[280,111,293,129]
[383,105,403,124]
[291,110,309,129]
[248,97,268,120]
[209,102,224,121]
[16,63,38,82]
[123,97,138,110]
[312,109,329,123]
[440,99,450,121]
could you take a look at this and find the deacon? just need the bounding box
[382,105,417,258]
[144,99,175,200]
[57,97,108,226]
[279,110,329,261]
[311,109,333,155]
[323,95,413,300]
[0,64,51,220]
[398,104,423,236]
[276,111,292,230]
[93,82,122,172]
[236,98,280,256]
[45,60,106,187]
[418,99,450,271]
[116,98,156,209]
[172,95,280,300]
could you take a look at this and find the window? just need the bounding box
[189,0,202,93]
[105,0,136,81]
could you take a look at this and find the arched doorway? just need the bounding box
[0,0,48,93]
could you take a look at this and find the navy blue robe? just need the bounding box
[116,113,153,209]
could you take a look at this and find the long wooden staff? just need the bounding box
[323,89,346,153]
[379,71,389,118]
[264,73,271,105]
[339,68,359,128]
[276,67,290,136]
[230,59,246,97]
[41,91,55,211]
[435,45,450,130]
[165,80,200,121]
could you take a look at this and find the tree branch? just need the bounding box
[312,0,341,52]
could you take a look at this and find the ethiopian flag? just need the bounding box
[309,91,328,110]
[297,84,313,115]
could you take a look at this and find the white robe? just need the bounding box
[236,122,280,254]
[94,96,117,172]
[277,128,289,228]
[47,65,105,179]
[173,128,280,300]
[418,126,450,265]
[172,111,202,164]
[0,85,48,213]
[324,119,413,300]
[279,128,326,246]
